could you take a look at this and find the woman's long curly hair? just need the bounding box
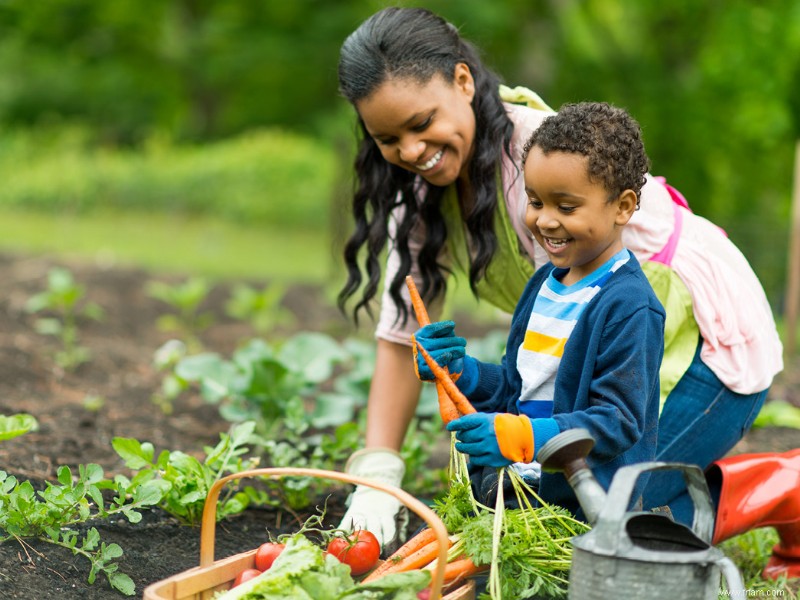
[337,7,514,326]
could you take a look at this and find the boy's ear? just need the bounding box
[615,189,638,225]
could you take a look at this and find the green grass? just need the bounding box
[0,207,333,283]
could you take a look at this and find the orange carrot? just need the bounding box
[415,342,476,416]
[394,539,443,572]
[406,276,461,423]
[428,556,485,583]
[362,528,438,583]
[405,275,431,326]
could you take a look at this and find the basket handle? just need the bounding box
[200,467,449,599]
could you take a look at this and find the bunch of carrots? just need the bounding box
[363,527,486,596]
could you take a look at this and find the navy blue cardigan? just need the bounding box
[466,255,666,514]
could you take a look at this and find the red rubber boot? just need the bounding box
[707,448,800,580]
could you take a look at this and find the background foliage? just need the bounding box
[0,0,798,307]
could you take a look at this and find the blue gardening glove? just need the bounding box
[411,320,466,381]
[446,412,535,468]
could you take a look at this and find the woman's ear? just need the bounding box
[454,62,475,102]
[615,189,638,226]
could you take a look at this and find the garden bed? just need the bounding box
[0,251,797,599]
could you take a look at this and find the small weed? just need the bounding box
[225,282,295,334]
[25,267,103,371]
[146,277,214,351]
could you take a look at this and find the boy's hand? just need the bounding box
[411,320,466,381]
[447,413,535,467]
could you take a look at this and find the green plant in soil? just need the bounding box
[167,332,446,508]
[146,276,214,351]
[24,266,103,371]
[0,413,38,441]
[225,282,296,334]
[112,421,263,526]
[171,333,351,436]
[0,464,168,596]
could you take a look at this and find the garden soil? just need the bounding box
[0,251,798,599]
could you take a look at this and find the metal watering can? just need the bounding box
[538,429,745,600]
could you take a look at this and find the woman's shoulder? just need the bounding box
[504,102,552,151]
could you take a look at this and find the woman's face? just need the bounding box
[355,63,476,186]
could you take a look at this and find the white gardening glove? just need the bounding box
[339,448,409,555]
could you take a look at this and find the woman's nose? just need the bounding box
[398,137,425,164]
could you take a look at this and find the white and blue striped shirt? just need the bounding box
[516,249,631,419]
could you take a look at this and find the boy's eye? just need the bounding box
[527,198,542,208]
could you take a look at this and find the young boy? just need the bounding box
[413,102,666,515]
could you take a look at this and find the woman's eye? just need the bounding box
[412,116,432,132]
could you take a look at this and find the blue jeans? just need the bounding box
[641,338,767,526]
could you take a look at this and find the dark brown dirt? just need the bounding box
[0,251,797,599]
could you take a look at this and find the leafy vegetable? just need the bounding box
[216,534,429,600]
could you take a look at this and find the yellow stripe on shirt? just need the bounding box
[522,330,566,357]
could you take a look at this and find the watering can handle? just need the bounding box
[599,461,715,543]
[717,555,745,600]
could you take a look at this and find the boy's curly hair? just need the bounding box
[522,102,650,206]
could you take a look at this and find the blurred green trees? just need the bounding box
[0,0,798,302]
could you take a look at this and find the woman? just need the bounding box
[335,6,795,579]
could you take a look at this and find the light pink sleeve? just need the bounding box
[374,201,447,345]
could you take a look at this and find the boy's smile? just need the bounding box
[523,148,636,286]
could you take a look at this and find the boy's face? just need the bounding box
[523,147,636,285]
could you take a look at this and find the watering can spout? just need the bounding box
[538,428,606,524]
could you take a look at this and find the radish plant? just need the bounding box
[0,464,167,596]
[25,267,103,371]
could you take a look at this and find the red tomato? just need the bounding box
[232,568,262,587]
[326,530,381,576]
[255,542,285,572]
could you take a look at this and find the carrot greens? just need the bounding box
[433,452,589,599]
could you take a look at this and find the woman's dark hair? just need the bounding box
[337,7,514,325]
[522,102,650,206]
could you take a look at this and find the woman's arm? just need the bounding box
[365,338,422,450]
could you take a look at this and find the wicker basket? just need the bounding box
[142,467,476,600]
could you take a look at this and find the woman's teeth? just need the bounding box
[417,149,443,171]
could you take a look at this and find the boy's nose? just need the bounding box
[537,211,560,230]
